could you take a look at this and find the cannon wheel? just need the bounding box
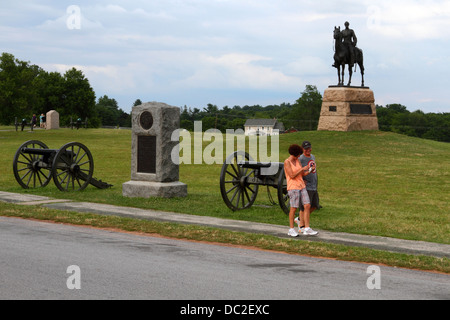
[277,170,290,215]
[220,151,258,211]
[13,140,52,189]
[52,142,94,191]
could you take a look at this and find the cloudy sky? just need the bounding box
[1,0,450,114]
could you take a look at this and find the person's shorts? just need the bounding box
[288,189,310,208]
[300,190,320,210]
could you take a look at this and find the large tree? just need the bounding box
[33,71,66,114]
[287,85,322,130]
[62,67,96,122]
[0,53,43,124]
[0,53,100,126]
[95,95,130,127]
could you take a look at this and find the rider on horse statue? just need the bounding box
[333,21,357,68]
[342,21,357,67]
[332,21,364,86]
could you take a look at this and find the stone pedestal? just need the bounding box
[122,102,187,198]
[122,180,188,198]
[317,86,379,131]
[46,110,59,130]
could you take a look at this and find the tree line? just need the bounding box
[0,52,131,128]
[179,84,323,132]
[1,52,448,142]
[180,85,449,142]
[376,104,449,142]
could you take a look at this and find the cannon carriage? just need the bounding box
[13,140,112,191]
[219,151,290,215]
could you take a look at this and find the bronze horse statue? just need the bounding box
[333,26,365,86]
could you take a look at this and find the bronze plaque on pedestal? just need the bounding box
[350,104,372,114]
[137,135,156,173]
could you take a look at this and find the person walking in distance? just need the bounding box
[295,141,320,235]
[284,144,317,237]
[31,114,37,128]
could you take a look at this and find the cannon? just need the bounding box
[70,117,88,130]
[14,117,34,132]
[219,151,290,215]
[13,140,112,191]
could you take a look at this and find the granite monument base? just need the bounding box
[122,180,187,198]
[317,86,379,131]
[122,101,187,199]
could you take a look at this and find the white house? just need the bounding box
[244,119,285,136]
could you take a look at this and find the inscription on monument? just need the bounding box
[350,104,372,114]
[137,135,156,173]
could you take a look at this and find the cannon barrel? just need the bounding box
[238,161,272,169]
[22,148,57,156]
[238,161,284,170]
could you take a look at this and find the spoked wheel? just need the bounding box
[13,140,52,189]
[220,151,259,211]
[52,142,94,191]
[277,169,290,215]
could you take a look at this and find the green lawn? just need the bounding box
[1,127,449,244]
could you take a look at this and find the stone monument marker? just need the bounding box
[317,86,378,131]
[122,102,187,198]
[317,22,379,131]
[46,110,59,130]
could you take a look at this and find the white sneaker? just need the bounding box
[288,228,299,237]
[294,217,305,232]
[303,227,318,236]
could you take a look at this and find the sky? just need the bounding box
[1,0,450,114]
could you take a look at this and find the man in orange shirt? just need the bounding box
[284,144,318,236]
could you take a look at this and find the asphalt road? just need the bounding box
[0,216,448,301]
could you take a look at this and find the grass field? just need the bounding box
[0,127,449,245]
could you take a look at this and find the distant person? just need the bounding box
[296,141,320,234]
[284,144,318,237]
[40,114,45,128]
[31,114,37,128]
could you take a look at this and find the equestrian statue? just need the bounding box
[333,21,365,87]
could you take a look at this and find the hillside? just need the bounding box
[278,130,449,243]
[0,128,448,244]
